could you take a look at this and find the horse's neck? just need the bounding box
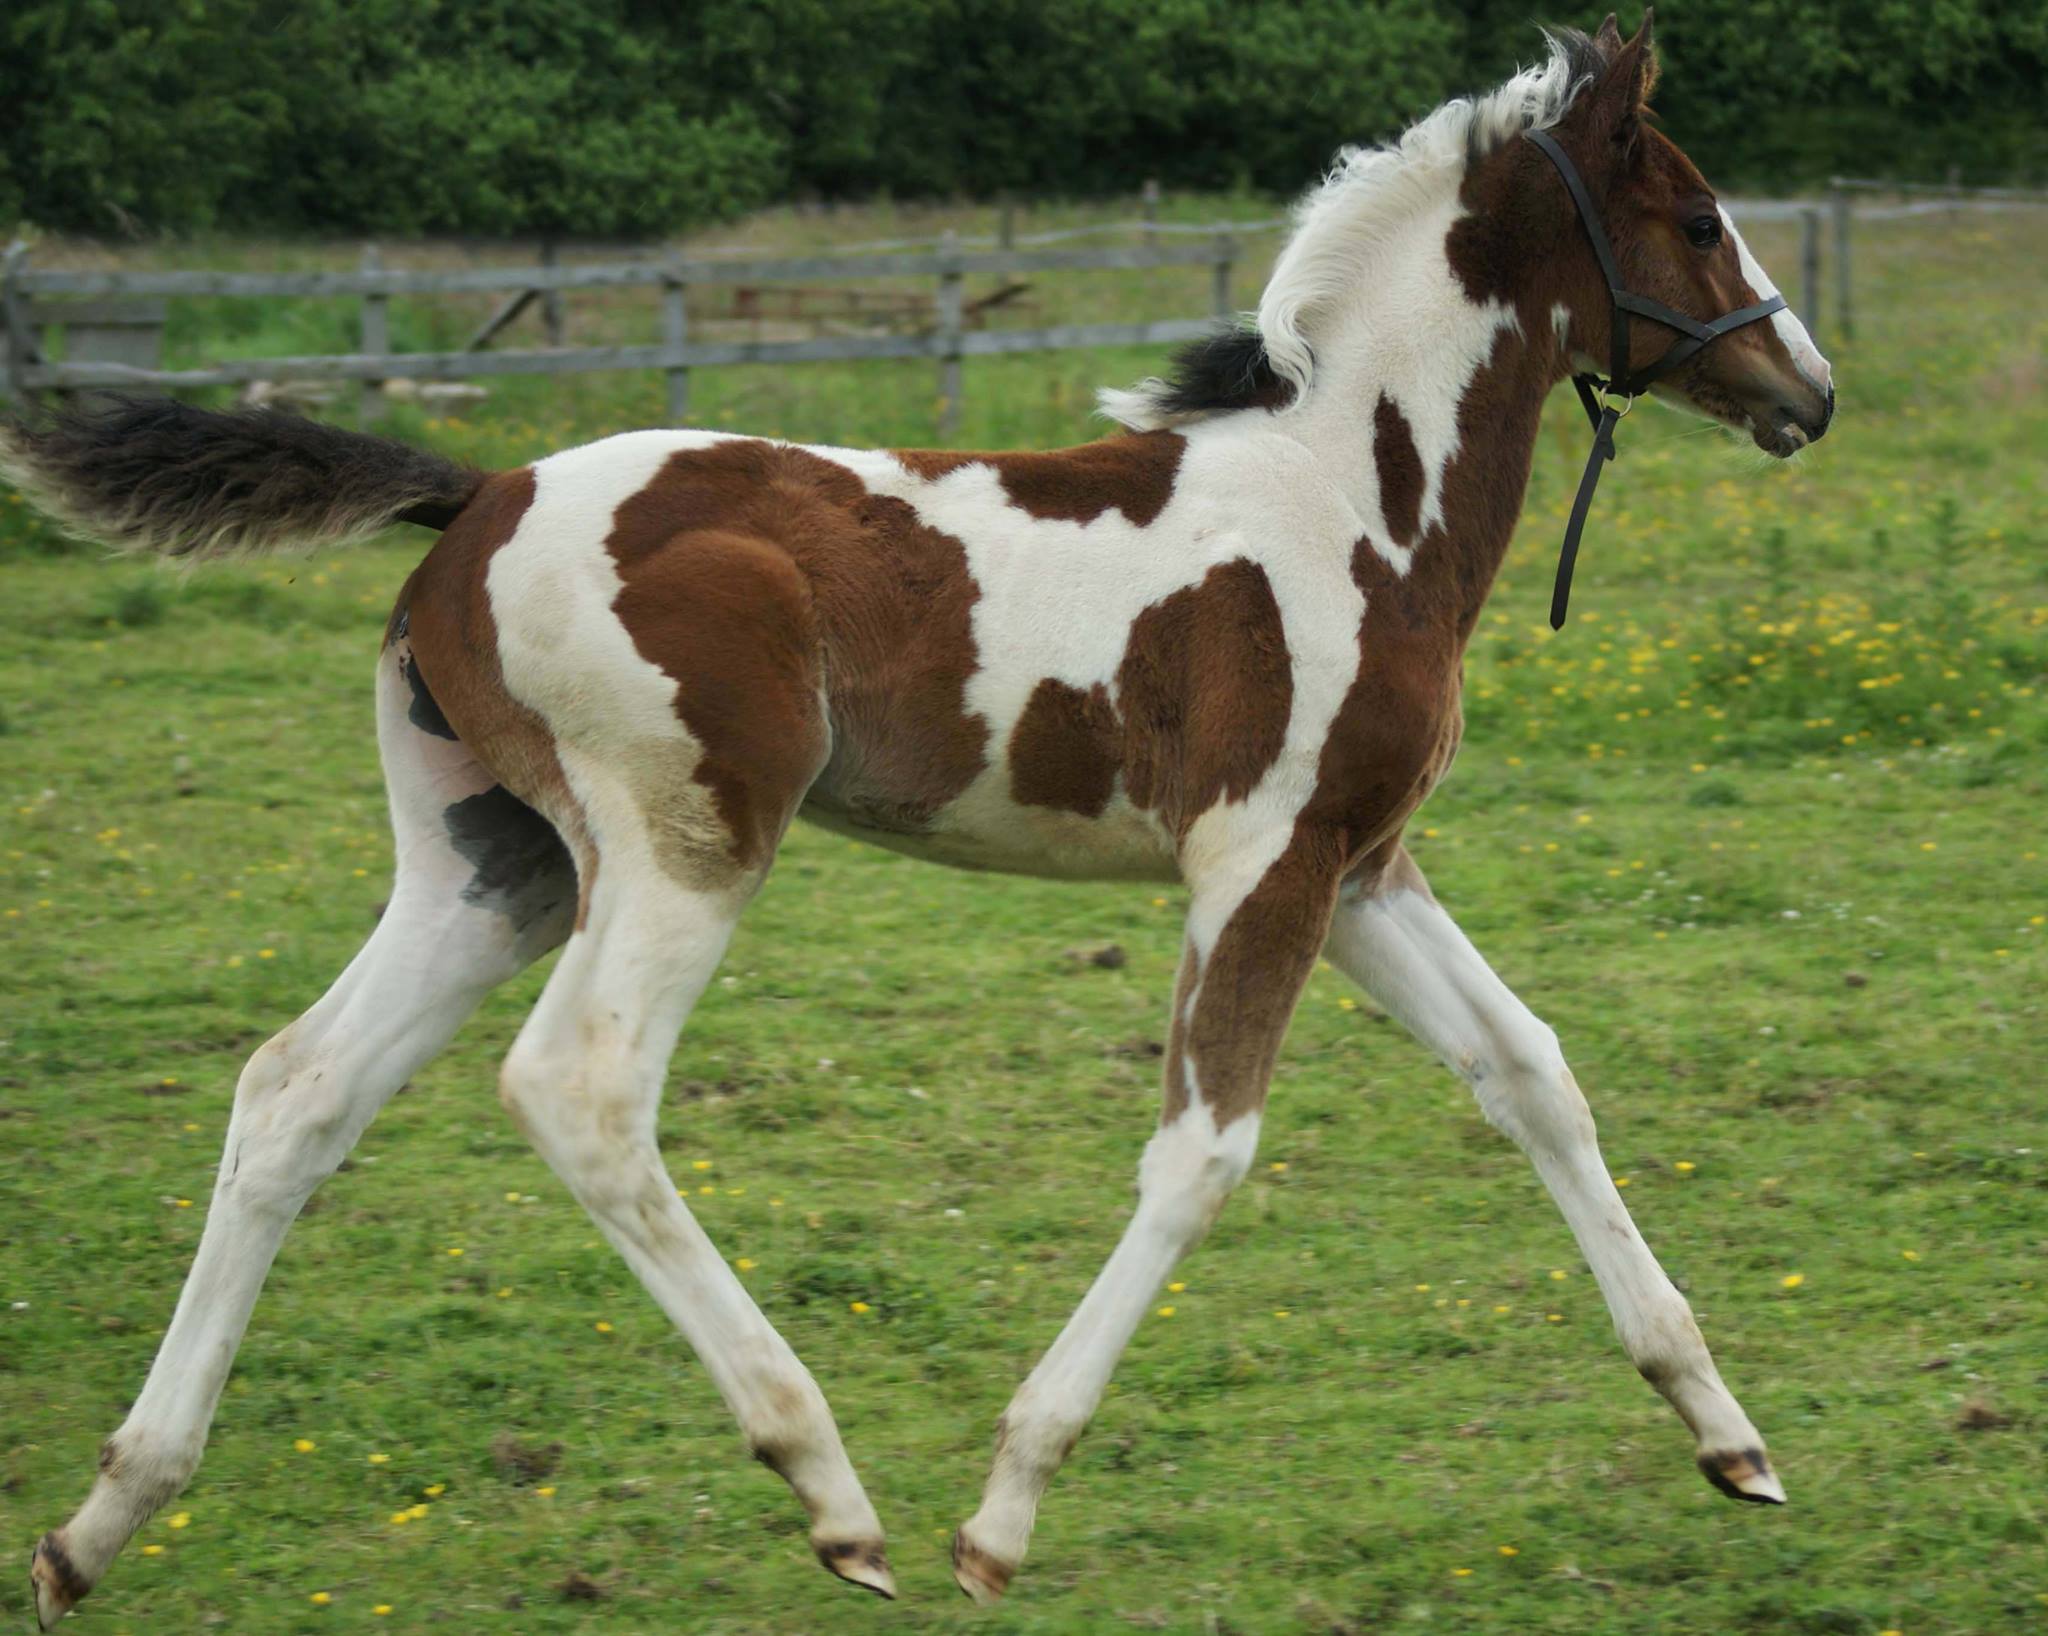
[1274,195,1558,624]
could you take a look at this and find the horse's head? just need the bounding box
[1541,13,1834,455]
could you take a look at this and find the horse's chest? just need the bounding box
[1305,612,1466,849]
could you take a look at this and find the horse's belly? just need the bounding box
[800,772,1180,883]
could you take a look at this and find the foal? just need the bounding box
[10,18,1833,1622]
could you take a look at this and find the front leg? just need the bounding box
[952,828,1345,1603]
[1325,846,1783,1504]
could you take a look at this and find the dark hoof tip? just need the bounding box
[952,1529,1016,1605]
[31,1532,91,1630]
[816,1538,896,1599]
[1697,1446,1786,1504]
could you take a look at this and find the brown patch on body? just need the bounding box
[1372,394,1424,549]
[897,430,1184,527]
[1115,559,1292,835]
[1162,827,1346,1127]
[1006,557,1293,837]
[603,509,830,877]
[609,441,988,843]
[1305,327,1552,873]
[1009,679,1119,817]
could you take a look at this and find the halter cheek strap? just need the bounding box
[1524,127,1786,628]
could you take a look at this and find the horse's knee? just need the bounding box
[1137,1105,1260,1243]
[496,1033,553,1134]
[1467,1025,1595,1155]
[499,1029,656,1208]
[219,1030,355,1211]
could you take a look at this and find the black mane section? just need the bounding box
[1463,26,1605,166]
[1153,326,1294,418]
[1547,26,1606,96]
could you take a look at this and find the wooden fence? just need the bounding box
[6,178,2044,435]
[2,229,1243,437]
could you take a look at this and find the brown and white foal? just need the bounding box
[8,19,1833,1622]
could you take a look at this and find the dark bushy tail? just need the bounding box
[0,397,485,560]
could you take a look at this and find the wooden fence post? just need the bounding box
[1,241,32,406]
[662,267,690,425]
[1211,235,1236,320]
[998,196,1017,250]
[1830,185,1853,341]
[936,229,964,442]
[540,239,565,345]
[1798,206,1821,345]
[359,243,388,426]
[1141,179,1161,251]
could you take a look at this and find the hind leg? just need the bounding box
[31,640,577,1629]
[496,803,894,1596]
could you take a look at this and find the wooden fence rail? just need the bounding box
[3,233,1243,435]
[8,181,2043,425]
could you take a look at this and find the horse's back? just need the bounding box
[396,422,1373,887]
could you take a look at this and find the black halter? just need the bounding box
[1524,126,1786,628]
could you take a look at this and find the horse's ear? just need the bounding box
[1629,9,1661,102]
[1574,11,1659,149]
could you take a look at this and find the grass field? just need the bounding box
[2,199,2045,1635]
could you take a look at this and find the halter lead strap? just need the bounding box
[1523,127,1787,627]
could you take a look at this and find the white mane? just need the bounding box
[1101,34,1596,432]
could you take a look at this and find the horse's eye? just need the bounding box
[1685,214,1723,250]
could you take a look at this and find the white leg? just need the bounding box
[496,849,894,1597]
[953,832,1342,1602]
[1324,849,1784,1503]
[31,646,578,1628]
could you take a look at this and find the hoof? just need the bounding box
[951,1529,1016,1606]
[30,1533,90,1630]
[815,1538,896,1599]
[1698,1446,1787,1504]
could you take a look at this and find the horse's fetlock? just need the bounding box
[98,1430,200,1507]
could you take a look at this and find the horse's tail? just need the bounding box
[0,396,484,561]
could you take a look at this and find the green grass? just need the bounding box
[2,202,2045,1635]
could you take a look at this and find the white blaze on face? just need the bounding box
[1720,207,1832,393]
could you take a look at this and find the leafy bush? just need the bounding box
[1,0,2040,238]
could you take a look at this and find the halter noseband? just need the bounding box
[1524,126,1786,628]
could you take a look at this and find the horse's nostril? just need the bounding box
[1785,386,1834,445]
